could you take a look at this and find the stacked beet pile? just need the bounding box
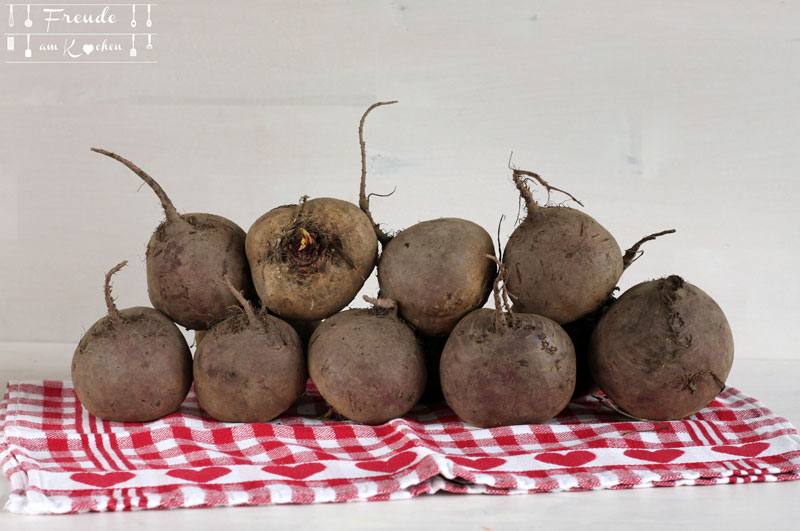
[72,102,734,428]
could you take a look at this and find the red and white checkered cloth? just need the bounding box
[2,380,799,514]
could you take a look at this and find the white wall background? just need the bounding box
[1,0,798,361]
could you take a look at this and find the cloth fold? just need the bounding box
[2,380,799,514]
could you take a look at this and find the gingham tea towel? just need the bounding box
[2,380,800,514]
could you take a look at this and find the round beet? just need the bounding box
[71,261,192,422]
[246,197,378,320]
[193,277,306,423]
[588,275,734,420]
[92,148,254,330]
[308,297,426,424]
[503,168,675,325]
[502,169,622,324]
[440,261,576,427]
[378,218,496,336]
[357,102,495,336]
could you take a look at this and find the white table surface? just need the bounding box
[1,342,798,530]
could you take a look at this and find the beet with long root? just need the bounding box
[503,167,674,325]
[71,261,193,422]
[92,148,254,330]
[308,296,426,424]
[588,275,734,420]
[440,259,576,427]
[193,276,306,423]
[359,102,496,336]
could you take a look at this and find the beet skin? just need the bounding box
[440,309,576,428]
[588,275,734,420]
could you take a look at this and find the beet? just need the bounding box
[246,196,378,320]
[71,261,192,422]
[193,277,306,423]
[91,148,253,330]
[378,218,496,336]
[502,169,622,324]
[307,296,426,424]
[503,168,675,325]
[588,275,734,420]
[358,102,495,336]
[440,261,576,427]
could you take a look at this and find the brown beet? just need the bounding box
[92,148,253,330]
[308,297,426,424]
[502,170,622,324]
[193,277,306,423]
[358,102,495,336]
[588,275,734,420]
[71,261,192,422]
[503,169,674,325]
[440,262,576,427]
[378,218,496,336]
[246,197,378,320]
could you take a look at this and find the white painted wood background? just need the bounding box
[1,0,799,364]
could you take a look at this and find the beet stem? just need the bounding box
[358,100,397,246]
[496,214,505,263]
[511,168,584,214]
[222,275,258,328]
[103,260,127,323]
[486,255,512,332]
[622,229,677,270]
[362,294,398,312]
[91,148,181,224]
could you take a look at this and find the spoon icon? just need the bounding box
[131,4,136,28]
[24,4,31,28]
[146,4,152,28]
[8,5,14,28]
[146,33,152,50]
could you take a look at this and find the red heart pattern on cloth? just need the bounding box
[712,442,770,458]
[166,467,231,483]
[262,462,326,480]
[7,381,799,514]
[535,451,596,467]
[624,449,685,464]
[355,452,417,474]
[70,471,136,488]
[449,456,506,470]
